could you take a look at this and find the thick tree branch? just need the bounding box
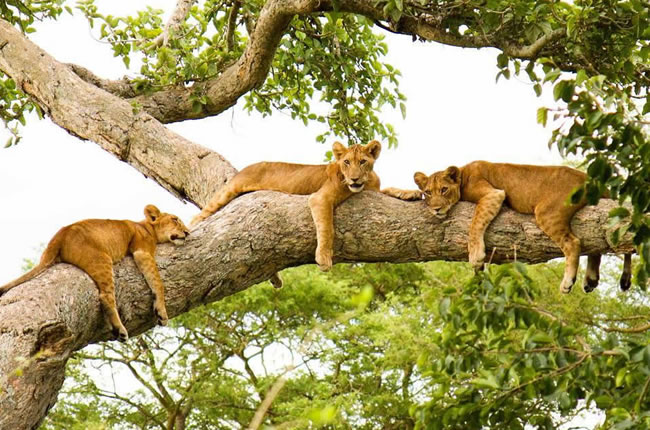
[0,192,634,429]
[0,18,236,208]
[68,0,566,124]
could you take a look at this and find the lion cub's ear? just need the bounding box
[414,172,428,190]
[445,166,461,183]
[364,140,382,160]
[144,205,162,223]
[332,142,347,160]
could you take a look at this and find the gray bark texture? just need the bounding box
[0,7,636,430]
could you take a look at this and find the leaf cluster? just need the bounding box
[415,261,650,430]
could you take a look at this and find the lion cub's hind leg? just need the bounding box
[583,254,602,293]
[584,253,633,293]
[534,204,581,294]
[133,250,169,326]
[83,253,129,342]
[620,253,632,291]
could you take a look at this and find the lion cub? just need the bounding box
[0,205,190,341]
[191,141,390,282]
[387,161,632,294]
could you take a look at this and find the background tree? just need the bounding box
[0,0,647,427]
[41,259,649,429]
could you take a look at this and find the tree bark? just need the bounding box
[0,19,236,208]
[0,191,634,429]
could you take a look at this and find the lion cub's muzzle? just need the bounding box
[428,207,450,220]
[348,182,365,193]
[170,230,190,244]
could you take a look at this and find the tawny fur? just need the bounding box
[390,161,632,294]
[191,141,392,278]
[0,205,190,341]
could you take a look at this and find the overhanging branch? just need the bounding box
[0,18,236,208]
[67,0,567,124]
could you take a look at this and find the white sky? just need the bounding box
[0,0,562,282]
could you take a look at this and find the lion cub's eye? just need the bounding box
[359,159,367,165]
[344,160,350,165]
[440,187,449,195]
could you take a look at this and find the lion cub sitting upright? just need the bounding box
[391,161,632,294]
[191,140,385,278]
[0,205,190,341]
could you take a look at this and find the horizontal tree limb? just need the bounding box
[0,191,634,429]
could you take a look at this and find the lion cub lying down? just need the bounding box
[391,161,632,294]
[0,205,190,341]
[191,141,400,283]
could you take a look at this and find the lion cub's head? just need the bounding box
[333,140,381,193]
[144,205,190,245]
[414,166,462,218]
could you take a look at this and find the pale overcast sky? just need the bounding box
[0,0,562,282]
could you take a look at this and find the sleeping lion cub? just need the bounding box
[191,141,403,285]
[0,205,190,341]
[386,161,632,294]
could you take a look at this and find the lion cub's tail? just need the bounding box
[0,229,64,296]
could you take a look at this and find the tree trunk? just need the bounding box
[0,191,634,429]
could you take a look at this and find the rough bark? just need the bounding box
[0,192,634,429]
[0,19,236,208]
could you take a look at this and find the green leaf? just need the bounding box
[594,395,614,409]
[497,53,509,69]
[537,107,548,126]
[575,69,588,86]
[609,207,630,218]
[529,332,554,344]
[615,368,627,387]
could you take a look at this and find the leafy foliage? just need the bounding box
[74,0,404,146]
[41,259,650,429]
[0,1,60,147]
[416,260,650,429]
[42,263,443,429]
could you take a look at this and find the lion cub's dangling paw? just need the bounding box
[559,275,576,294]
[315,246,333,272]
[582,275,600,294]
[468,243,486,273]
[620,271,632,291]
[155,307,169,327]
[113,325,129,343]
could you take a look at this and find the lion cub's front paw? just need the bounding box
[559,275,576,294]
[382,188,422,201]
[113,325,129,343]
[315,247,333,272]
[468,244,486,272]
[155,307,169,326]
